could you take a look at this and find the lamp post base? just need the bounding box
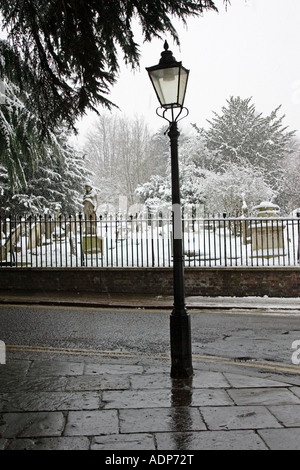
[170,313,193,378]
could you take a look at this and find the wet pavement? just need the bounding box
[0,290,300,451]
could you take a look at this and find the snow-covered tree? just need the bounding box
[0,82,90,214]
[136,174,171,211]
[136,159,274,217]
[136,127,215,212]
[278,139,300,213]
[136,161,207,213]
[204,96,296,189]
[137,117,277,216]
[201,163,275,215]
[188,125,217,170]
[0,126,91,215]
[0,78,44,190]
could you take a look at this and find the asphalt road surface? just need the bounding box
[1,305,300,367]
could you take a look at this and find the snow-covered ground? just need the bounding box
[1,216,299,268]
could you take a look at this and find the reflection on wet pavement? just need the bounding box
[171,377,194,450]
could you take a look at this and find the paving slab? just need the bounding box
[0,376,68,393]
[102,389,173,409]
[188,389,233,407]
[65,374,130,391]
[289,387,300,399]
[224,372,292,388]
[268,405,300,427]
[6,437,90,450]
[0,412,65,438]
[130,371,230,390]
[258,428,300,450]
[227,387,300,406]
[64,410,118,436]
[28,360,85,377]
[84,363,144,375]
[119,407,206,433]
[155,430,268,450]
[0,359,31,378]
[91,433,156,450]
[200,405,282,431]
[0,391,101,412]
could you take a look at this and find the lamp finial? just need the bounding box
[159,41,177,65]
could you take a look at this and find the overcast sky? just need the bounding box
[79,0,300,140]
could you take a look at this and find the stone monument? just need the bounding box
[82,184,103,255]
[83,184,98,234]
[250,201,285,256]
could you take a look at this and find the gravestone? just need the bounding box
[251,201,285,254]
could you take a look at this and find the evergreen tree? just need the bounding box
[137,119,279,215]
[0,126,90,215]
[0,77,91,214]
[0,79,43,189]
[0,0,225,134]
[180,127,215,170]
[204,96,296,189]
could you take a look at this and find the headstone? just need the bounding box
[251,201,285,253]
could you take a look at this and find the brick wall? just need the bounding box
[1,267,299,297]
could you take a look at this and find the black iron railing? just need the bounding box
[0,213,299,268]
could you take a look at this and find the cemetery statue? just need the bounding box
[83,184,98,234]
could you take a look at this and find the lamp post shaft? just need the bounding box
[168,121,193,378]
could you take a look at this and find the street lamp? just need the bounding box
[146,41,193,378]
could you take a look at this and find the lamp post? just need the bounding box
[146,41,193,378]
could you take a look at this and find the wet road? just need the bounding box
[0,305,300,365]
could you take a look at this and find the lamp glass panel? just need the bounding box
[149,66,181,108]
[178,67,189,107]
